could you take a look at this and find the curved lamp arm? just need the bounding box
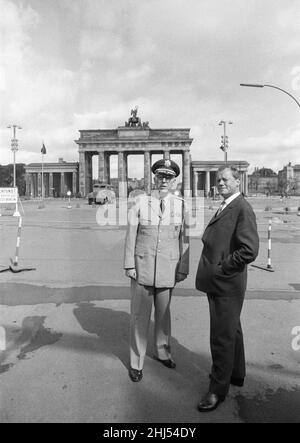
[240,83,300,109]
[264,84,300,109]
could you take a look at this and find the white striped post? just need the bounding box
[267,219,273,270]
[13,216,22,266]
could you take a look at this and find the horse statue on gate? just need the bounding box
[125,106,142,127]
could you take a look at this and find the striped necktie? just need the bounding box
[215,201,226,217]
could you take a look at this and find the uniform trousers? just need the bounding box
[130,279,172,370]
[207,293,246,399]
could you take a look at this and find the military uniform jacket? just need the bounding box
[195,195,259,297]
[124,191,189,288]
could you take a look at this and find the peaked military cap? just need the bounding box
[151,159,180,177]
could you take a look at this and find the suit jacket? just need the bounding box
[195,195,259,297]
[124,191,189,288]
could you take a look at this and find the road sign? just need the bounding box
[0,187,18,204]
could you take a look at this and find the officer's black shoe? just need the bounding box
[128,368,143,382]
[156,357,176,369]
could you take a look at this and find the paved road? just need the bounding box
[0,198,299,423]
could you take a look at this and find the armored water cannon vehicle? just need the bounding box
[88,183,116,205]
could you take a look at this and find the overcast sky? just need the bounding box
[1,0,300,178]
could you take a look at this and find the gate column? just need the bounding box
[144,151,151,195]
[183,150,191,196]
[118,151,127,198]
[79,151,86,196]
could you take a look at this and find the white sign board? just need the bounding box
[0,187,18,204]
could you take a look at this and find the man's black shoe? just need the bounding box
[197,392,224,412]
[155,357,176,369]
[128,368,143,382]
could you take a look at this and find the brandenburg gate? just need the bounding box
[75,108,193,198]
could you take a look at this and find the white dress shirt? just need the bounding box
[218,191,240,213]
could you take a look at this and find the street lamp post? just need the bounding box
[218,120,233,165]
[240,83,300,199]
[7,124,22,187]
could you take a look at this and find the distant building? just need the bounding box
[25,158,79,198]
[278,162,300,196]
[248,167,278,195]
[191,160,249,197]
[18,111,253,198]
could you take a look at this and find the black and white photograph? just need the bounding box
[0,0,299,425]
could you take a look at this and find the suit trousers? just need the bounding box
[130,279,172,370]
[207,292,246,399]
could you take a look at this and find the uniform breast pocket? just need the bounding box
[139,218,153,226]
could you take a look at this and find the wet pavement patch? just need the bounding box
[236,387,300,423]
[268,364,284,370]
[0,316,63,374]
[0,283,300,306]
[17,316,62,360]
[290,283,300,291]
[0,283,131,306]
[0,363,13,374]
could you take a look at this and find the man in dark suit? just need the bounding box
[195,165,259,412]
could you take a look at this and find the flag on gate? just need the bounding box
[41,143,46,155]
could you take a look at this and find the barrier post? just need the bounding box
[251,218,275,272]
[67,190,72,209]
[13,216,22,266]
[267,219,273,270]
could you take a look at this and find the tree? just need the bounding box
[0,164,26,195]
[265,181,273,196]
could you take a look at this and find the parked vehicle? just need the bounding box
[88,183,115,205]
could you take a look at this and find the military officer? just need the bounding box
[124,159,189,382]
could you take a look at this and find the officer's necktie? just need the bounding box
[215,200,226,217]
[160,198,165,214]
